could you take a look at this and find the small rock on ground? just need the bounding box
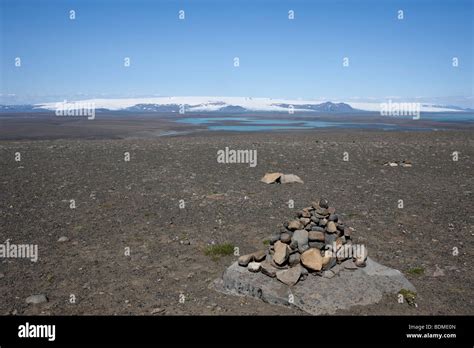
[276,266,302,286]
[280,174,304,184]
[248,262,261,273]
[25,294,48,305]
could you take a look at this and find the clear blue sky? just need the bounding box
[0,0,472,104]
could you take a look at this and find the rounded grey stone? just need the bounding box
[280,233,291,243]
[328,214,338,222]
[319,199,329,209]
[288,253,301,266]
[291,230,309,247]
[26,294,48,305]
[325,233,336,246]
[269,234,280,245]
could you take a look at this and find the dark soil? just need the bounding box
[0,128,472,315]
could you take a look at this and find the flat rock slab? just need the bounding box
[211,257,415,315]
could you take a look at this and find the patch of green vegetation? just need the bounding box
[347,213,360,219]
[398,288,417,306]
[447,287,466,295]
[407,267,425,275]
[100,202,114,209]
[204,243,234,261]
[262,239,270,246]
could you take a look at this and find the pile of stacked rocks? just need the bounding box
[237,199,367,286]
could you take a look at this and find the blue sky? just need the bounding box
[0,0,472,105]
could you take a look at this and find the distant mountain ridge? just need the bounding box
[427,104,474,112]
[274,102,356,113]
[0,104,43,112]
[124,101,355,113]
[1,100,358,113]
[0,96,471,113]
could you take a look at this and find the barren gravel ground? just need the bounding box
[0,130,473,315]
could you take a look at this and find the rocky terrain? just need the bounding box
[236,198,366,284]
[0,129,473,315]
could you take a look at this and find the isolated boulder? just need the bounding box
[261,172,283,184]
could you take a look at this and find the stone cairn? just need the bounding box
[237,199,368,286]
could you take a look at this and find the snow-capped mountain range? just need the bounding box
[0,96,471,113]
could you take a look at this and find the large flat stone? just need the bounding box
[211,257,415,315]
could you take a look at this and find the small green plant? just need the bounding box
[262,239,270,246]
[204,243,234,261]
[407,267,425,275]
[399,288,417,306]
[100,202,114,209]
